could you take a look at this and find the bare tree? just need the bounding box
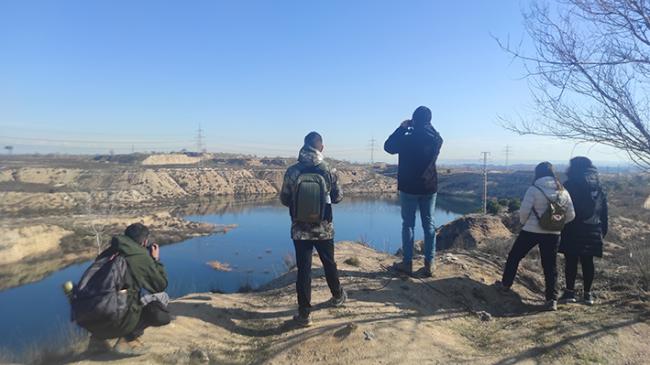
[74,192,117,254]
[70,185,120,255]
[497,0,650,169]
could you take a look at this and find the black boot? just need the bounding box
[422,260,433,278]
[559,289,577,304]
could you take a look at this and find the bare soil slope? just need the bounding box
[66,242,650,365]
[141,154,203,166]
[0,165,395,215]
[0,212,220,291]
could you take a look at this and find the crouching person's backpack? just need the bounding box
[292,168,329,223]
[71,253,131,339]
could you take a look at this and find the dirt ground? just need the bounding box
[63,242,650,365]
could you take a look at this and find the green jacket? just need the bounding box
[107,235,168,334]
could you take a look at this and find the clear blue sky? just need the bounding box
[0,0,629,164]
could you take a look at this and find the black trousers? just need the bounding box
[564,254,595,293]
[293,239,343,316]
[502,230,560,301]
[126,301,171,341]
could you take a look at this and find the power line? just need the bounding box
[196,124,205,154]
[481,151,490,214]
[196,124,206,169]
[0,135,191,145]
[504,145,512,171]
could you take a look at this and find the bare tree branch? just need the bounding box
[498,0,650,170]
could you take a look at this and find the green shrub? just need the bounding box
[486,199,501,215]
[507,199,521,213]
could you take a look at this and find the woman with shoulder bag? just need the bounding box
[496,162,576,311]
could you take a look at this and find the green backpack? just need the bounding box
[293,171,328,223]
[532,185,568,231]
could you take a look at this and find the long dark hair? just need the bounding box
[534,161,563,190]
[567,156,595,180]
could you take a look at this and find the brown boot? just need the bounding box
[113,337,148,355]
[394,260,413,276]
[86,335,112,355]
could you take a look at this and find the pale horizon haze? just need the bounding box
[0,1,631,165]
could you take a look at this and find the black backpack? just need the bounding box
[71,252,131,338]
[583,188,604,225]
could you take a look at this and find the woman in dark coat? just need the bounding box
[559,157,608,305]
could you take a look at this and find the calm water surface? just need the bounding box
[0,195,473,354]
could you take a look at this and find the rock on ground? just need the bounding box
[436,214,513,251]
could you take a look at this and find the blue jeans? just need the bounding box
[400,192,437,263]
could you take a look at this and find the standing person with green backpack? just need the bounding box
[280,132,347,327]
[496,162,575,311]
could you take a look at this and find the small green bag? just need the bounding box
[532,185,568,231]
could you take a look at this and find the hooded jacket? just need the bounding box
[560,167,608,257]
[280,146,343,241]
[99,235,168,335]
[519,176,576,234]
[384,123,443,194]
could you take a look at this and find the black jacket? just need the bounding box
[559,167,608,257]
[384,123,443,194]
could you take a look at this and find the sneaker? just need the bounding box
[331,289,347,307]
[292,313,312,327]
[421,260,434,278]
[545,300,558,311]
[584,292,595,306]
[393,261,413,276]
[559,289,577,304]
[113,337,147,356]
[492,280,511,293]
[86,335,112,355]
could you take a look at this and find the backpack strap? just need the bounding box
[532,185,552,203]
[530,184,563,220]
[297,163,331,192]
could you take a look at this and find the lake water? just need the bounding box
[0,195,473,356]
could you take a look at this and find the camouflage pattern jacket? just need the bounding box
[280,146,343,241]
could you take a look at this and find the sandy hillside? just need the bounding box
[66,242,650,365]
[141,154,203,166]
[0,166,395,215]
[0,212,219,291]
[0,224,72,265]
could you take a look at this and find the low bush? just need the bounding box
[344,257,361,267]
[626,239,650,291]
